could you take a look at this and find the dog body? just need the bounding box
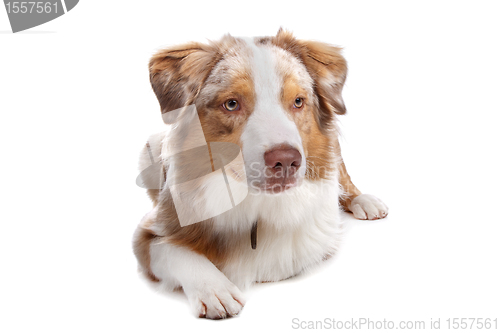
[134,30,388,319]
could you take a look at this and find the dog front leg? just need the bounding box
[338,159,389,220]
[150,241,245,319]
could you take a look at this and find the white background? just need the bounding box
[1,1,499,332]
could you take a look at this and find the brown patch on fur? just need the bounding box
[149,42,222,120]
[156,190,228,267]
[280,77,308,113]
[332,137,362,212]
[147,189,160,206]
[133,226,160,282]
[304,121,335,181]
[197,61,256,148]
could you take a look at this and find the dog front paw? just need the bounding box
[349,194,388,220]
[184,278,246,319]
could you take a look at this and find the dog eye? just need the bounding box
[223,99,240,112]
[293,98,304,109]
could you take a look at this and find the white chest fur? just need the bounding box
[212,177,342,289]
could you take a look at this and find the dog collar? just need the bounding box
[251,220,258,250]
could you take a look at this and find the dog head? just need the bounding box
[149,29,347,195]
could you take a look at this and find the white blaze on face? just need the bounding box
[240,38,305,187]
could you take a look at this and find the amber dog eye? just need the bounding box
[223,99,240,111]
[293,97,304,109]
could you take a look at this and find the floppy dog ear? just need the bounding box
[298,39,347,116]
[149,42,220,123]
[271,29,347,131]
